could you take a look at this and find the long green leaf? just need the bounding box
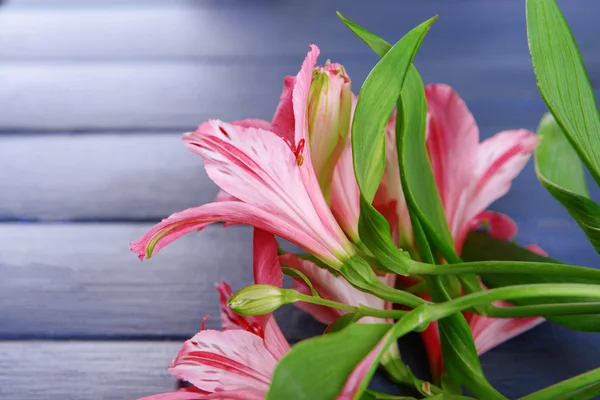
[349,16,437,274]
[519,368,600,400]
[352,16,435,201]
[266,323,390,400]
[527,0,600,186]
[339,10,456,259]
[339,15,499,397]
[463,231,600,332]
[535,113,600,252]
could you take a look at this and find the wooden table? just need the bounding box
[0,1,598,398]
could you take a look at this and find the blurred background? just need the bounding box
[0,1,598,399]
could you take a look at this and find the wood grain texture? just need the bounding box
[0,222,328,341]
[0,0,597,131]
[1,0,597,62]
[0,341,181,400]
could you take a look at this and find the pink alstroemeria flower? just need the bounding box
[131,45,355,269]
[139,229,371,400]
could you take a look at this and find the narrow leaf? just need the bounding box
[527,0,600,186]
[519,367,600,400]
[266,323,390,400]
[463,231,600,332]
[351,16,436,201]
[535,113,600,253]
[397,66,457,261]
[282,266,320,297]
[349,15,437,273]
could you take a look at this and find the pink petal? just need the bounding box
[169,329,277,394]
[425,84,479,240]
[279,253,392,325]
[138,388,263,400]
[526,244,547,256]
[184,119,352,266]
[253,229,283,288]
[131,201,331,262]
[231,118,273,131]
[330,138,361,242]
[271,75,296,144]
[455,129,537,248]
[470,211,518,242]
[336,340,385,400]
[214,190,238,203]
[419,321,443,381]
[251,229,290,359]
[468,310,544,355]
[470,129,538,216]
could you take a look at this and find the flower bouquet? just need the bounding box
[132,1,600,399]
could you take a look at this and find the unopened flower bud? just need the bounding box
[227,284,297,316]
[307,62,352,199]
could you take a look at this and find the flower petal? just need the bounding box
[169,329,277,394]
[468,311,544,355]
[470,211,518,242]
[183,119,351,265]
[253,229,283,288]
[231,118,273,131]
[425,83,479,239]
[131,201,331,261]
[271,75,296,143]
[138,388,263,400]
[330,138,361,242]
[419,321,443,381]
[461,129,538,240]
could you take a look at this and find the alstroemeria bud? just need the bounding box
[307,62,352,199]
[227,284,298,316]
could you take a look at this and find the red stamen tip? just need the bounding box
[294,139,306,166]
[201,315,210,331]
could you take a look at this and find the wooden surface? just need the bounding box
[1,0,599,399]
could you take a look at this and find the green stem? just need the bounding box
[409,260,600,282]
[519,368,600,400]
[429,283,600,320]
[482,302,600,318]
[357,283,600,400]
[340,256,427,308]
[293,292,407,319]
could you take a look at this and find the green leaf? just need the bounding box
[327,312,359,334]
[527,0,600,186]
[282,266,319,297]
[339,11,456,260]
[266,323,390,400]
[348,15,436,273]
[351,16,436,200]
[338,15,497,397]
[427,276,505,400]
[519,368,600,400]
[397,67,457,262]
[535,113,600,252]
[463,231,600,332]
[358,197,411,275]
